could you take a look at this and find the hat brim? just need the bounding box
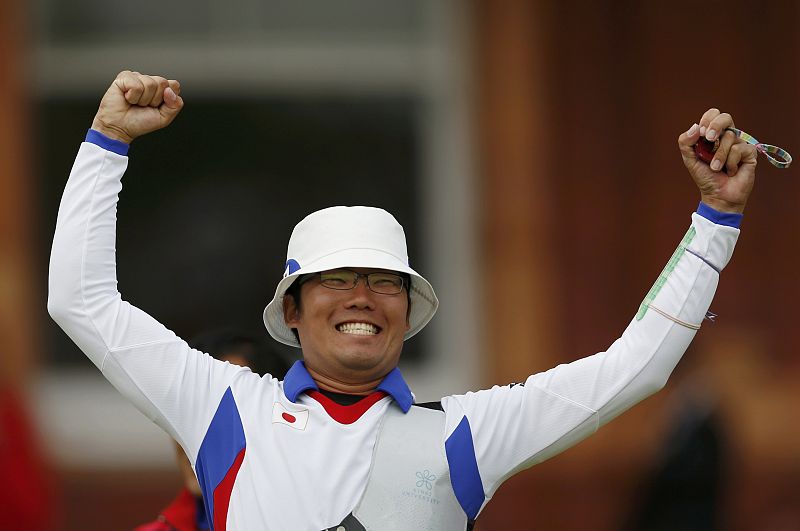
[263,248,438,347]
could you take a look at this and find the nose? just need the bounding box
[344,279,376,310]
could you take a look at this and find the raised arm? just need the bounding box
[47,73,248,462]
[440,109,757,518]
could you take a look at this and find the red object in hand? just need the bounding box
[694,138,718,165]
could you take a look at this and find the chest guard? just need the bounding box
[325,404,470,531]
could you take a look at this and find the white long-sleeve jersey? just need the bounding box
[48,134,740,530]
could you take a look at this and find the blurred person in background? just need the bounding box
[0,388,58,531]
[48,71,757,529]
[1,265,58,529]
[134,329,290,531]
[621,352,728,531]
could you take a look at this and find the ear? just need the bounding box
[283,294,300,327]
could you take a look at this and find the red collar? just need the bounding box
[306,390,387,424]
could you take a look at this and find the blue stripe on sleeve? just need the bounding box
[697,201,742,228]
[445,416,485,520]
[85,129,130,156]
[195,388,246,527]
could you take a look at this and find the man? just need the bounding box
[49,71,756,530]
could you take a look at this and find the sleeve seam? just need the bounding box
[102,349,189,451]
[108,338,180,353]
[79,148,114,372]
[530,384,599,417]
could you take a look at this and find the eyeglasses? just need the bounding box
[310,269,407,295]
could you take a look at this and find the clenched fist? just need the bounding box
[678,108,757,214]
[91,71,184,144]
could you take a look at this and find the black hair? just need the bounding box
[189,328,291,378]
[284,276,307,344]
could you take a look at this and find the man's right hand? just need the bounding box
[91,71,184,144]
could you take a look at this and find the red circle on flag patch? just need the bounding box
[282,412,296,423]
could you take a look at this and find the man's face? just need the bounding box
[283,268,410,383]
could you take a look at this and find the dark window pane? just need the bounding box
[39,97,426,366]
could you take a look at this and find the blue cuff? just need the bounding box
[85,129,130,156]
[697,202,742,228]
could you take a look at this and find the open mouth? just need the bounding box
[336,322,381,336]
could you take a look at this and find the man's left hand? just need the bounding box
[678,108,757,214]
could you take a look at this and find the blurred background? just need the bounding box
[1,0,799,529]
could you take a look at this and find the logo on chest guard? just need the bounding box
[416,469,436,490]
[401,469,441,505]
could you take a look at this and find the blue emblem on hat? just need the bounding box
[284,259,301,277]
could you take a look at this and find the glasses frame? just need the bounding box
[303,269,407,295]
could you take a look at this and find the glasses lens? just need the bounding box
[319,270,357,290]
[367,272,404,294]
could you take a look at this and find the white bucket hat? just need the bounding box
[263,206,439,347]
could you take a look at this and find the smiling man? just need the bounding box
[49,72,757,531]
[283,267,411,384]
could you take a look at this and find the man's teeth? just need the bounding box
[337,322,379,335]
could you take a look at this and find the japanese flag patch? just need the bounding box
[272,402,309,430]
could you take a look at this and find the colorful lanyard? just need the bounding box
[726,127,792,168]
